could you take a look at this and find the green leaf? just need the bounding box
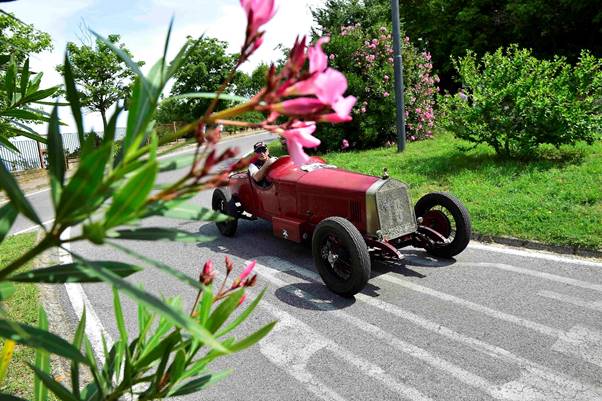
[228,321,276,353]
[47,105,65,206]
[71,310,86,400]
[170,92,249,103]
[168,370,231,396]
[72,258,230,353]
[122,78,156,159]
[63,52,84,145]
[30,363,79,401]
[102,106,122,145]
[144,200,230,222]
[0,135,20,153]
[92,31,145,80]
[0,160,42,225]
[216,288,267,338]
[104,160,157,228]
[6,126,47,144]
[57,142,112,221]
[198,285,213,326]
[109,227,213,243]
[34,308,49,401]
[0,108,50,122]
[112,288,128,346]
[160,17,174,84]
[167,349,186,386]
[27,73,42,95]
[108,241,203,290]
[20,58,30,98]
[207,289,245,334]
[5,57,16,104]
[0,282,15,302]
[0,319,89,365]
[0,202,17,243]
[158,153,195,172]
[8,261,142,283]
[135,330,180,369]
[20,86,61,104]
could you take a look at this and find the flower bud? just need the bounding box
[225,256,234,274]
[200,260,215,285]
[244,274,257,288]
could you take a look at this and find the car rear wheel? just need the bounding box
[414,192,471,258]
[211,188,238,237]
[312,217,370,297]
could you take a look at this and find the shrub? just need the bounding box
[438,45,602,158]
[317,24,438,151]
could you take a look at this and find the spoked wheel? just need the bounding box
[414,192,471,258]
[312,217,370,297]
[211,188,238,237]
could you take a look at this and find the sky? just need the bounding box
[3,0,327,133]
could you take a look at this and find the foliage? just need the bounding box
[313,22,438,151]
[162,37,238,123]
[0,56,61,149]
[313,0,602,89]
[438,46,602,158]
[56,34,143,131]
[0,12,52,64]
[0,27,276,400]
[233,63,269,98]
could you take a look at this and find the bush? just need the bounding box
[317,24,439,151]
[438,46,602,158]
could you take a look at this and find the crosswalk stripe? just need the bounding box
[538,290,602,312]
[253,257,602,400]
[461,262,602,293]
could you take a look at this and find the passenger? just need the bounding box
[248,141,277,185]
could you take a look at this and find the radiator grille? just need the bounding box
[374,180,416,239]
[350,200,361,223]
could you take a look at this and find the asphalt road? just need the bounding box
[15,132,602,400]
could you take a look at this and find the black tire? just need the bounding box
[414,192,471,258]
[312,217,370,297]
[211,188,238,237]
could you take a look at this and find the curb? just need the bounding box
[472,232,602,260]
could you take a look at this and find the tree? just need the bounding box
[56,34,143,131]
[0,12,52,63]
[313,0,602,89]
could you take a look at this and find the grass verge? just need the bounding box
[270,133,602,250]
[0,232,40,398]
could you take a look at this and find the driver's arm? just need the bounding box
[252,158,276,182]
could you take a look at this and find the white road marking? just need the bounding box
[462,262,602,293]
[60,228,113,361]
[260,297,433,401]
[468,242,602,268]
[538,290,602,312]
[257,257,602,401]
[10,218,55,236]
[375,272,602,367]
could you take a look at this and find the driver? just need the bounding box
[248,141,277,184]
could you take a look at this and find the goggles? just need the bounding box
[254,146,268,154]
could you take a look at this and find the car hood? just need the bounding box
[295,167,379,195]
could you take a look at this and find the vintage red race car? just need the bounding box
[212,155,471,297]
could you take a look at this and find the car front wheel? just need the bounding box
[312,217,371,297]
[414,192,471,258]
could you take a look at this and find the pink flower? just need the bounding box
[286,68,348,107]
[384,75,390,81]
[317,113,352,123]
[308,37,329,74]
[341,139,349,149]
[239,260,257,282]
[387,57,394,63]
[332,95,357,119]
[271,97,326,115]
[329,54,335,60]
[360,107,366,113]
[200,260,215,285]
[240,0,276,38]
[282,122,320,165]
[383,91,390,97]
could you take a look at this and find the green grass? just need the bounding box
[270,134,602,250]
[0,232,40,399]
